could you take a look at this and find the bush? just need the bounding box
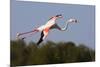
[10,40,95,66]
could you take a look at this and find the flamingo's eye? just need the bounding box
[72,19,77,23]
[72,20,74,22]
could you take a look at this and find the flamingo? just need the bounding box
[16,14,78,45]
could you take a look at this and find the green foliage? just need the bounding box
[10,40,95,66]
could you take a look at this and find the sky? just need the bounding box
[10,0,95,49]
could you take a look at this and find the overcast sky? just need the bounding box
[11,0,95,49]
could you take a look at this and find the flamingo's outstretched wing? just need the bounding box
[37,29,49,45]
[37,31,44,45]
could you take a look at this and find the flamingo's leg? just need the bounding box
[16,29,39,39]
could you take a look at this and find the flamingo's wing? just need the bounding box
[50,24,61,30]
[37,29,49,45]
[37,31,44,45]
[43,28,49,40]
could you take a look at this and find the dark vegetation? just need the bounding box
[10,39,95,66]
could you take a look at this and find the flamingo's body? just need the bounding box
[16,14,77,45]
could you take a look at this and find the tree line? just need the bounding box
[10,39,95,66]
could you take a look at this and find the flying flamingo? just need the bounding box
[16,14,78,45]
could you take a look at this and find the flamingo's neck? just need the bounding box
[61,22,69,31]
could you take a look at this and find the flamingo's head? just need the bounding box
[67,18,78,23]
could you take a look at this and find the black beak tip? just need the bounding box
[75,20,78,23]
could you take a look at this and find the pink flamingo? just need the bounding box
[16,14,78,45]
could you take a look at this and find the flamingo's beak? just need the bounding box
[75,19,77,23]
[75,19,79,23]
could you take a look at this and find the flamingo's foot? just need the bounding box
[16,33,20,40]
[21,37,26,40]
